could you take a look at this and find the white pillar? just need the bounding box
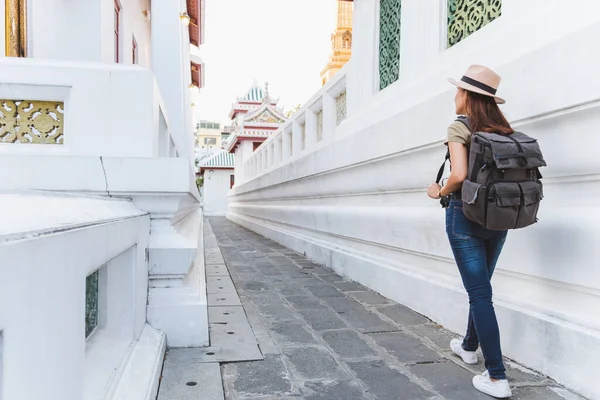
[305,110,318,151]
[346,0,378,117]
[151,0,192,162]
[292,120,303,156]
[282,128,292,161]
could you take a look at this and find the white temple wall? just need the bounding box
[229,1,600,398]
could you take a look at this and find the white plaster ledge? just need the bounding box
[110,324,167,400]
[0,191,146,243]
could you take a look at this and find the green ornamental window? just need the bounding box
[448,0,502,48]
[379,0,401,90]
[85,270,99,338]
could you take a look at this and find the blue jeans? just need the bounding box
[446,199,508,380]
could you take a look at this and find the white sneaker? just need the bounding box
[450,339,478,365]
[473,370,512,398]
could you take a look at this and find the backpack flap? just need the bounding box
[473,132,547,170]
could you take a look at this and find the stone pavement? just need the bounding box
[159,217,587,400]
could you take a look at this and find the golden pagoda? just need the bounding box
[320,1,353,86]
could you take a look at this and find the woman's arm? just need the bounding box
[427,141,469,199]
[440,142,469,196]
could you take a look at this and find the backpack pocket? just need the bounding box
[461,179,487,227]
[461,180,543,230]
[514,181,543,229]
[486,182,522,230]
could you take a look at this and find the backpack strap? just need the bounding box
[436,149,449,184]
[435,117,471,184]
[455,115,472,132]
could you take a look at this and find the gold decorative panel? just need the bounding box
[0,100,65,144]
[5,0,27,57]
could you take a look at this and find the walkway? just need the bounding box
[158,217,585,400]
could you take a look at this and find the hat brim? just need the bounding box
[448,78,505,104]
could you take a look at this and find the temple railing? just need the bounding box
[241,66,348,182]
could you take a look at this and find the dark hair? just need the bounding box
[465,91,513,134]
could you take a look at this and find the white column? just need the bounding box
[151,0,190,160]
[273,135,282,167]
[305,110,318,151]
[282,128,292,161]
[292,120,303,156]
[346,0,378,117]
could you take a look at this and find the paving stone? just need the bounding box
[349,291,391,305]
[406,323,456,350]
[306,284,345,298]
[166,345,262,363]
[301,381,368,400]
[158,352,224,400]
[207,293,242,306]
[238,281,271,293]
[330,281,367,292]
[339,307,397,334]
[208,306,248,324]
[348,360,433,399]
[410,361,490,399]
[377,304,429,326]
[282,346,350,380]
[274,283,307,297]
[369,331,442,363]
[210,321,257,347]
[284,295,326,310]
[320,296,365,313]
[318,273,345,283]
[254,302,301,323]
[321,330,378,359]
[504,361,548,384]
[298,308,347,331]
[206,279,237,295]
[308,266,335,275]
[268,322,320,346]
[231,273,266,284]
[225,355,294,397]
[289,277,329,287]
[206,264,229,276]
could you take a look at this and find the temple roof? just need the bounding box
[198,150,235,174]
[224,81,287,153]
[229,80,280,119]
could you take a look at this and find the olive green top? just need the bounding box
[445,121,472,146]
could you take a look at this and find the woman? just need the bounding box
[428,65,513,398]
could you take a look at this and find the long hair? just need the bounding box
[465,91,514,134]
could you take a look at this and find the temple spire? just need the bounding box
[263,81,270,103]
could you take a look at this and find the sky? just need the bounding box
[194,0,338,125]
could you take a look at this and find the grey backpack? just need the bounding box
[440,117,547,230]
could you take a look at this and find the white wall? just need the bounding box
[21,0,151,66]
[0,193,155,400]
[228,1,600,398]
[151,0,194,165]
[203,169,233,215]
[0,59,174,159]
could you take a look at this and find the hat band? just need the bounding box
[461,76,497,95]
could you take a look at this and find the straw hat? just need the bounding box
[448,65,505,104]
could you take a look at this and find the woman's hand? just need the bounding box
[427,183,441,199]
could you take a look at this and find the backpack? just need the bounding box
[437,116,547,230]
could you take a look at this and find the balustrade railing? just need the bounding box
[241,67,347,183]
